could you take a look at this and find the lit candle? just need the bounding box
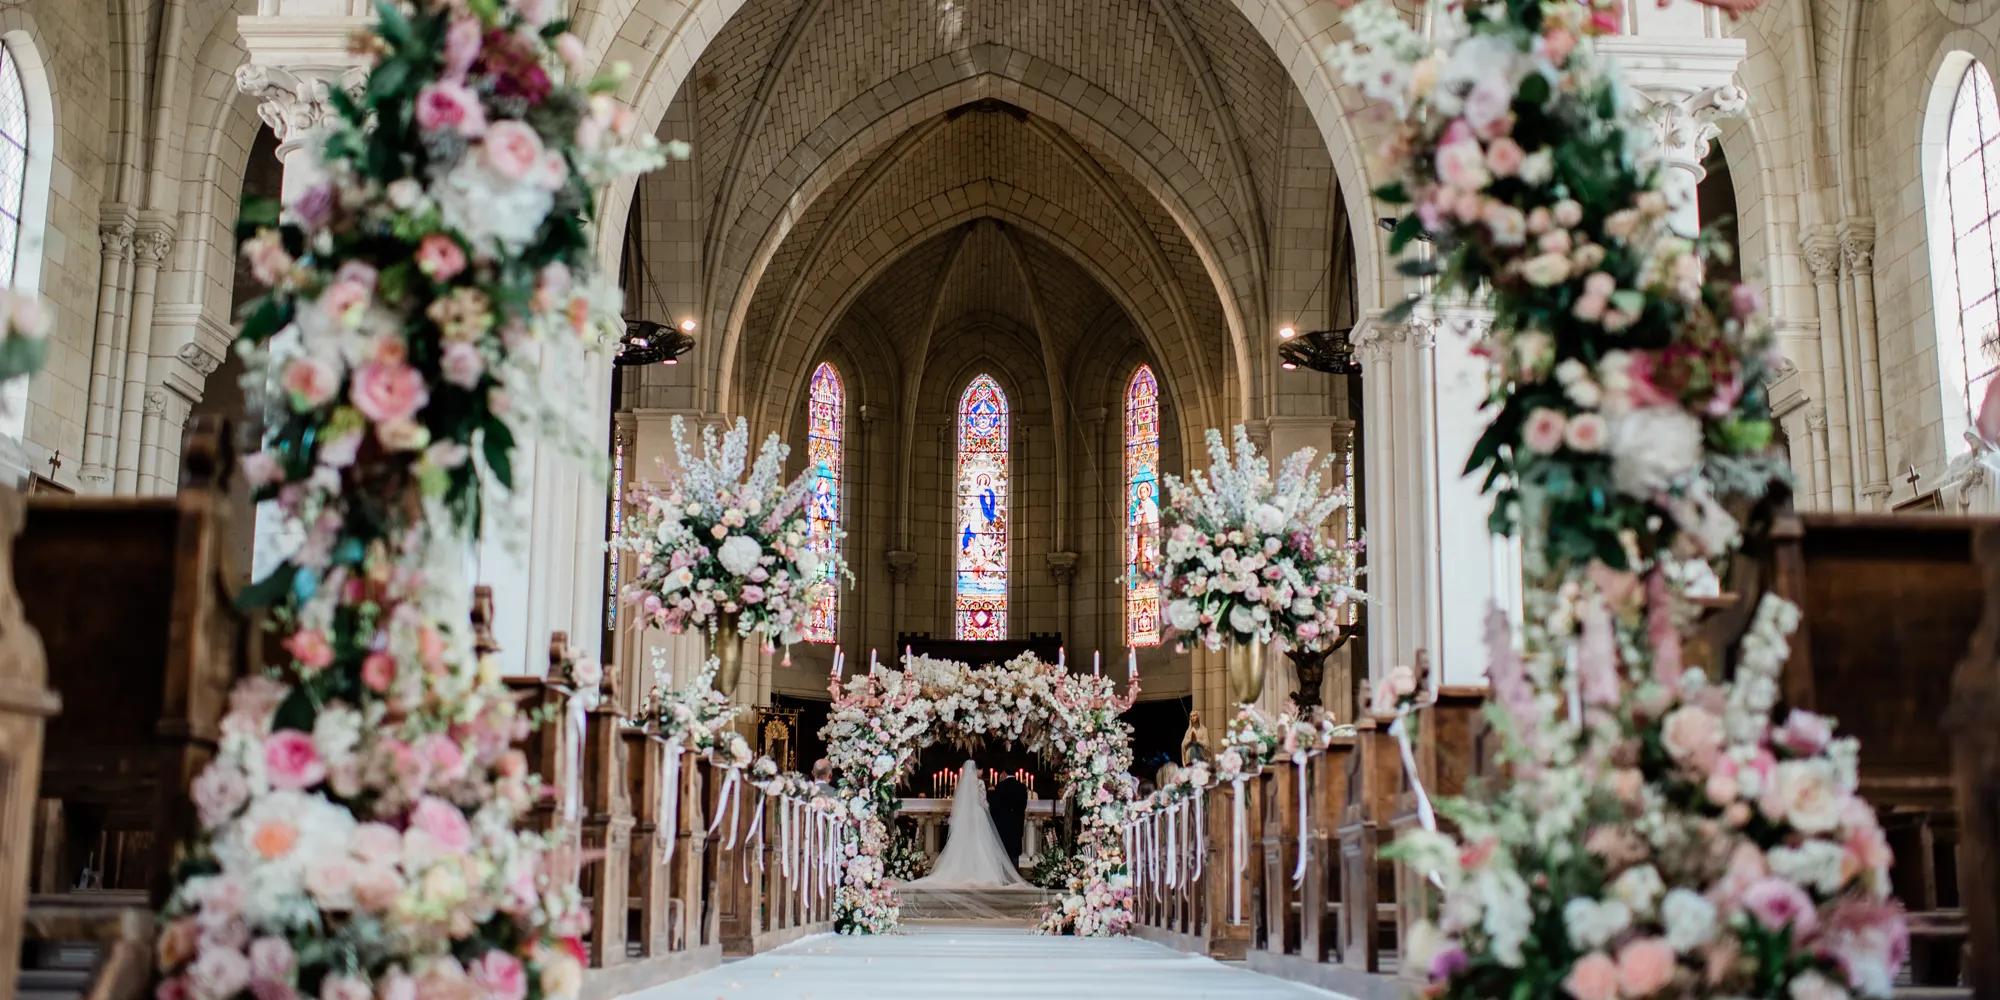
[1128,647,1138,680]
[869,648,879,674]
[1093,651,1101,676]
[832,648,844,680]
[1058,647,1066,669]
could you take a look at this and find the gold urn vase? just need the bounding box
[1226,639,1264,706]
[710,613,745,695]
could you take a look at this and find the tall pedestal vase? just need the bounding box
[1226,640,1264,707]
[710,612,744,695]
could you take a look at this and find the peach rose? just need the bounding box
[1660,705,1724,771]
[416,234,468,281]
[282,356,342,411]
[1616,938,1677,996]
[1524,408,1568,455]
[481,121,545,183]
[1565,952,1619,1000]
[350,360,430,426]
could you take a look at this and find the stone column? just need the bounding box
[1593,37,1747,237]
[886,549,916,643]
[113,223,171,493]
[1841,222,1891,508]
[1803,235,1856,510]
[1046,551,1078,650]
[1353,316,1402,689]
[80,217,133,490]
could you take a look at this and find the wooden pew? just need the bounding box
[10,420,248,1000]
[0,480,55,996]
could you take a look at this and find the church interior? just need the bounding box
[0,0,1998,998]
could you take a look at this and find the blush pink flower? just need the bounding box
[467,951,527,1000]
[1739,876,1818,937]
[1565,413,1609,453]
[481,120,546,182]
[442,17,483,80]
[416,234,468,281]
[361,652,397,693]
[350,360,430,426]
[408,796,474,856]
[1660,705,1724,771]
[1523,408,1567,455]
[283,629,336,672]
[264,730,327,791]
[415,81,488,136]
[1775,709,1835,757]
[1616,938,1677,997]
[441,341,486,389]
[1564,952,1619,1000]
[191,764,249,828]
[241,450,285,488]
[281,356,341,411]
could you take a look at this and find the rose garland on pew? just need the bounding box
[1118,707,1353,922]
[640,654,851,900]
[820,651,1139,936]
[1331,2,1908,999]
[159,2,674,998]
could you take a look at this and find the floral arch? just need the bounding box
[822,652,1138,935]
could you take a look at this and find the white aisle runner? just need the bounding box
[620,923,1351,1000]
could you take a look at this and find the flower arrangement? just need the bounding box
[618,415,849,647]
[160,2,670,997]
[0,287,49,388]
[1159,425,1361,650]
[1332,1,1906,998]
[640,653,755,768]
[883,826,932,883]
[822,651,1138,936]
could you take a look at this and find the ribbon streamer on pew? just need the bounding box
[653,736,685,863]
[1387,684,1446,891]
[1291,750,1311,888]
[709,766,744,848]
[742,788,769,883]
[1191,789,1205,882]
[1166,800,1182,888]
[554,682,598,825]
[780,799,795,880]
[1230,776,1247,923]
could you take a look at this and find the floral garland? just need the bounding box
[159,2,670,998]
[821,652,1138,936]
[1159,425,1361,651]
[1333,2,1907,998]
[617,415,850,647]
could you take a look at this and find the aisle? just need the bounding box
[620,923,1351,1000]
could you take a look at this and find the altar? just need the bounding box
[896,797,1065,866]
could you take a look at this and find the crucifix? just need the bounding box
[1906,463,1921,497]
[45,450,60,481]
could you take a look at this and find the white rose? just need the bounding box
[1562,896,1631,950]
[1227,605,1257,636]
[717,535,763,576]
[1775,760,1844,834]
[1167,600,1200,632]
[1609,405,1705,496]
[1609,864,1664,916]
[1251,504,1286,534]
[1660,888,1717,953]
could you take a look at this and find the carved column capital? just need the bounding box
[1802,236,1842,283]
[1806,407,1829,433]
[234,63,368,154]
[1839,232,1875,274]
[885,549,918,584]
[142,390,167,417]
[98,219,133,259]
[176,342,223,377]
[1632,84,1744,174]
[132,225,173,266]
[1045,551,1079,586]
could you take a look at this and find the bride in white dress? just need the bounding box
[904,761,1026,888]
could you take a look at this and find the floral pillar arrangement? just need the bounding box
[1333,1,1908,998]
[1158,425,1361,708]
[158,2,671,999]
[617,415,849,695]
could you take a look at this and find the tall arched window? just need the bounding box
[955,374,1009,640]
[1940,60,2000,434]
[1124,365,1161,646]
[804,362,844,643]
[0,41,28,286]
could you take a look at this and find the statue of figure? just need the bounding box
[1181,710,1210,765]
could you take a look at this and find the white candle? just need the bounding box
[1093,651,1101,676]
[1128,648,1138,679]
[1059,647,1066,669]
[832,648,844,680]
[869,648,879,673]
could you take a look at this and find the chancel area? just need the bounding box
[1,0,2000,999]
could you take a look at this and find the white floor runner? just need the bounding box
[617,923,1353,1000]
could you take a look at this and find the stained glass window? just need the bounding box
[1945,61,2000,430]
[804,362,843,642]
[1124,365,1161,646]
[0,43,27,285]
[955,374,1009,640]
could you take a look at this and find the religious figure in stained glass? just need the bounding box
[1125,365,1161,646]
[804,362,843,642]
[955,374,1009,640]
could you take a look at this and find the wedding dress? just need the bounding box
[904,761,1026,888]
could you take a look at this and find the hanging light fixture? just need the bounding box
[615,318,696,367]
[1277,327,1361,375]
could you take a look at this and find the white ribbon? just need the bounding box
[781,800,795,880]
[1292,752,1311,888]
[743,789,768,883]
[656,737,684,863]
[708,767,743,848]
[1230,777,1247,923]
[1166,802,1181,888]
[561,688,592,825]
[1192,789,1206,882]
[1388,709,1445,891]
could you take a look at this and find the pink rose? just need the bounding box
[1485,137,1525,178]
[414,959,469,1000]
[1565,413,1608,453]
[318,280,370,324]
[1660,705,1724,771]
[264,730,327,791]
[442,17,483,80]
[481,121,546,182]
[1775,709,1834,757]
[441,341,486,389]
[350,360,430,426]
[1564,952,1619,1000]
[320,975,371,1000]
[408,796,473,856]
[1731,283,1763,320]
[302,856,356,907]
[416,81,488,136]
[350,865,401,912]
[467,951,527,1000]
[1739,876,1818,937]
[349,822,403,863]
[415,234,468,281]
[192,764,250,828]
[419,733,467,782]
[187,947,252,1000]
[555,33,587,70]
[1523,408,1567,455]
[247,937,295,984]
[281,356,341,410]
[283,629,335,672]
[361,652,397,693]
[1616,938,1677,997]
[1704,756,1740,805]
[532,150,569,191]
[241,450,285,488]
[1435,134,1490,190]
[377,972,417,1000]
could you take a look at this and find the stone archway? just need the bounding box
[821,652,1138,935]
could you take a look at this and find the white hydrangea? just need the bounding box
[433,159,554,257]
[1562,896,1632,951]
[717,535,763,576]
[1660,888,1717,953]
